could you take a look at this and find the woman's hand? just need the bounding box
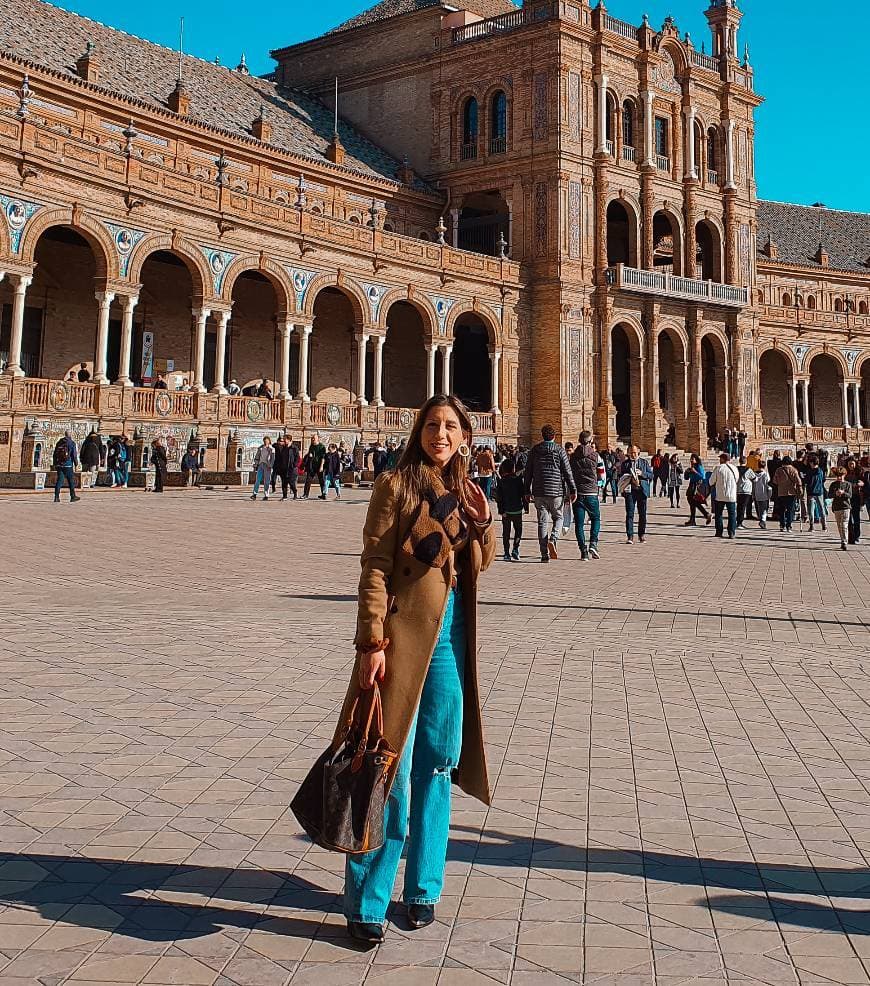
[464,478,491,525]
[359,649,386,690]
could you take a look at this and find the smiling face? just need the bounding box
[421,404,465,469]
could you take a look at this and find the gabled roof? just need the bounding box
[328,0,518,35]
[1,0,434,191]
[757,200,870,274]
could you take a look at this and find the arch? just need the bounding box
[655,322,688,436]
[756,342,799,376]
[445,302,501,347]
[621,98,636,149]
[858,352,870,377]
[806,294,817,310]
[220,255,293,312]
[383,301,428,408]
[462,95,479,152]
[655,319,689,355]
[376,289,437,338]
[695,218,723,281]
[804,346,849,377]
[758,348,793,426]
[457,190,509,257]
[19,207,115,279]
[659,40,689,77]
[489,89,508,151]
[127,233,210,300]
[808,352,845,426]
[782,291,792,308]
[834,297,844,313]
[700,331,728,439]
[452,312,493,411]
[652,207,683,275]
[605,90,618,145]
[611,320,643,440]
[606,194,641,267]
[309,286,363,404]
[301,272,368,325]
[859,300,869,315]
[706,125,721,180]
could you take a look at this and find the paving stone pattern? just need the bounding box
[2,487,870,985]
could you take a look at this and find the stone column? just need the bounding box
[297,324,312,401]
[684,106,697,179]
[853,381,863,429]
[191,308,209,393]
[93,291,116,384]
[440,343,452,394]
[724,119,736,191]
[790,379,799,426]
[595,74,609,154]
[212,310,232,395]
[802,379,811,427]
[642,89,655,166]
[116,294,139,386]
[4,274,32,376]
[426,343,437,398]
[489,347,501,414]
[373,335,385,407]
[277,318,293,399]
[641,177,654,270]
[841,381,850,428]
[355,331,369,405]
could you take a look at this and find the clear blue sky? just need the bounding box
[48,0,868,213]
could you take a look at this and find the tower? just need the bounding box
[704,0,743,60]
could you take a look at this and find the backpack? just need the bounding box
[53,439,70,468]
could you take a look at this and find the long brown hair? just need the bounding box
[391,394,473,507]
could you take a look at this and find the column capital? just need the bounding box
[374,333,386,348]
[120,294,140,312]
[440,342,454,353]
[296,322,313,336]
[95,290,115,305]
[214,309,232,326]
[12,272,32,291]
[192,306,211,321]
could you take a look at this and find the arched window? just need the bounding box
[859,300,869,315]
[622,100,634,150]
[782,292,792,307]
[807,295,817,310]
[461,97,478,159]
[489,91,507,154]
[834,297,844,313]
[706,127,719,183]
[694,121,703,174]
[605,93,616,150]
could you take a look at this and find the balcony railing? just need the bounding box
[22,379,96,411]
[605,139,614,156]
[460,141,478,161]
[656,154,670,172]
[225,396,283,423]
[488,135,507,155]
[603,13,637,40]
[690,49,720,72]
[622,144,636,162]
[606,264,749,308]
[707,169,719,186]
[451,3,556,44]
[132,388,194,417]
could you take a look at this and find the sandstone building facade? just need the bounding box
[0,0,868,481]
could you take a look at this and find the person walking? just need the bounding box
[709,452,739,538]
[752,468,771,529]
[52,431,80,502]
[828,467,853,550]
[251,436,275,501]
[303,433,326,498]
[772,455,803,532]
[737,430,747,458]
[494,456,525,561]
[804,454,827,533]
[560,441,575,538]
[656,452,670,498]
[151,437,168,493]
[474,446,495,500]
[80,430,102,483]
[522,425,576,563]
[601,446,618,504]
[650,450,663,497]
[684,454,710,526]
[569,431,602,560]
[667,453,683,509]
[735,456,755,528]
[323,443,343,499]
[272,435,292,500]
[619,446,652,544]
[337,394,494,945]
[844,458,864,544]
[114,434,131,487]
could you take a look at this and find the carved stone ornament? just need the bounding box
[246,399,263,422]
[155,391,172,417]
[48,382,68,411]
[326,403,342,426]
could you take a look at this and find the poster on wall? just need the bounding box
[141,331,154,384]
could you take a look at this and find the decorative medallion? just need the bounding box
[789,342,810,370]
[246,399,263,422]
[104,222,146,277]
[361,282,387,321]
[48,382,68,411]
[823,428,833,441]
[470,413,480,431]
[288,267,318,310]
[841,349,861,375]
[399,409,413,430]
[0,195,42,254]
[200,246,238,293]
[771,427,782,441]
[429,296,456,336]
[326,403,342,426]
[652,52,681,95]
[155,391,172,417]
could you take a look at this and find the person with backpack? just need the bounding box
[494,456,525,561]
[773,455,803,533]
[683,454,710,526]
[523,424,576,562]
[650,450,664,496]
[618,446,653,544]
[804,454,827,533]
[708,452,740,538]
[569,431,602,560]
[323,443,343,500]
[53,431,80,503]
[752,468,771,530]
[735,456,756,529]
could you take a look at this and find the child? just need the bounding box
[827,467,852,550]
[494,457,525,561]
[752,468,771,530]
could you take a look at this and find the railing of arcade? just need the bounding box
[607,265,749,308]
[603,14,637,39]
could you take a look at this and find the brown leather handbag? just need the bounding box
[291,683,398,854]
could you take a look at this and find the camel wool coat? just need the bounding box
[333,472,497,805]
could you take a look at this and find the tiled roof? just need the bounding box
[1,0,434,191]
[757,200,870,274]
[328,0,518,35]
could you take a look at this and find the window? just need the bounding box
[807,295,817,310]
[654,117,669,160]
[461,97,478,159]
[834,298,844,312]
[622,101,634,148]
[489,91,507,154]
[706,127,718,180]
[860,300,869,315]
[782,292,792,307]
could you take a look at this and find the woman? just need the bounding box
[667,454,683,509]
[323,442,343,499]
[844,458,864,544]
[338,394,494,944]
[150,437,167,493]
[683,453,710,526]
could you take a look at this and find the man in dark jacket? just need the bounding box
[80,431,102,479]
[523,424,576,562]
[272,435,291,500]
[569,431,601,560]
[53,431,80,503]
[303,433,326,499]
[151,438,168,493]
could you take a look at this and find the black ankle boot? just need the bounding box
[346,921,385,944]
[406,903,435,929]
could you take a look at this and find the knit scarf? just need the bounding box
[401,476,468,569]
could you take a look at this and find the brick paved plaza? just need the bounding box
[2,487,870,985]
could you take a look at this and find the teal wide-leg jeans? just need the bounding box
[343,587,466,924]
